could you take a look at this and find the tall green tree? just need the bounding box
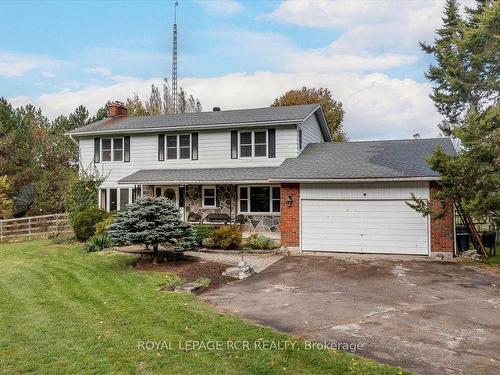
[419,0,499,223]
[272,87,346,141]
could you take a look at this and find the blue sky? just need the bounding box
[1,0,466,139]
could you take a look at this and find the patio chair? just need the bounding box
[187,212,202,224]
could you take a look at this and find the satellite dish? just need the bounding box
[13,186,35,217]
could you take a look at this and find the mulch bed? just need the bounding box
[134,256,234,292]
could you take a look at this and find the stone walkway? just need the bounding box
[185,251,283,273]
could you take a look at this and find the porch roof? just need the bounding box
[118,167,279,185]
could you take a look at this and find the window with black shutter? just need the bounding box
[158,134,165,161]
[124,136,130,162]
[231,130,238,159]
[191,133,198,160]
[94,138,100,163]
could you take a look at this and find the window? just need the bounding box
[167,136,177,159]
[298,129,303,150]
[113,138,123,161]
[240,132,252,157]
[239,131,267,158]
[100,189,107,210]
[110,189,117,211]
[202,186,216,208]
[119,189,129,210]
[179,134,191,159]
[101,138,125,162]
[254,131,267,157]
[102,139,112,162]
[239,186,280,214]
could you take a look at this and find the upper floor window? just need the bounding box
[239,131,267,158]
[101,137,126,162]
[95,136,129,163]
[164,134,191,160]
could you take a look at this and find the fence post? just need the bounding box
[0,220,3,243]
[28,217,32,240]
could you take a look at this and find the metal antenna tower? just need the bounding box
[171,1,179,113]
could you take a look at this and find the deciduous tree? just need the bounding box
[272,87,346,141]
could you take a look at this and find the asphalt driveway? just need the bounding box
[203,255,500,375]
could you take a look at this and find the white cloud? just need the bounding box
[267,0,477,53]
[0,50,66,77]
[197,0,243,17]
[10,70,441,140]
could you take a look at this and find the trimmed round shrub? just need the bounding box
[206,225,242,250]
[73,207,107,241]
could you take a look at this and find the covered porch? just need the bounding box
[119,167,281,240]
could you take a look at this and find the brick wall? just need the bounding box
[430,182,454,253]
[280,183,300,247]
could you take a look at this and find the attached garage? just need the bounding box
[275,139,457,256]
[300,182,430,255]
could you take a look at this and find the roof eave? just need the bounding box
[268,176,441,183]
[117,179,273,185]
[66,119,302,137]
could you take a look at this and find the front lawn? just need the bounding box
[0,241,404,374]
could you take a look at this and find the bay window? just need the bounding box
[239,186,280,214]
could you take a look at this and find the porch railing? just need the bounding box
[0,213,72,243]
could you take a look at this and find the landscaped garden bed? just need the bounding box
[134,257,233,292]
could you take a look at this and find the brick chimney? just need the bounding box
[108,101,127,117]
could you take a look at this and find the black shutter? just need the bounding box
[231,130,238,159]
[191,133,198,160]
[94,138,100,163]
[124,136,130,162]
[268,129,276,158]
[158,134,165,161]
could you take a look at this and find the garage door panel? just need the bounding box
[301,199,428,255]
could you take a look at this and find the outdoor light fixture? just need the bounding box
[440,201,446,209]
[286,195,293,207]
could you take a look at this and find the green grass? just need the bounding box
[0,241,405,375]
[482,246,500,265]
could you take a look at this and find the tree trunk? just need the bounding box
[152,244,159,264]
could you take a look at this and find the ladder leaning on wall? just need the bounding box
[454,203,488,257]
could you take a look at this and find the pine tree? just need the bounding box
[108,197,196,262]
[416,0,499,224]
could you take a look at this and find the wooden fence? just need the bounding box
[0,213,73,243]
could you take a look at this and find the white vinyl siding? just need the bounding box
[79,126,298,187]
[298,113,324,150]
[300,182,430,255]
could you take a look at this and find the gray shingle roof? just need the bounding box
[119,167,279,184]
[67,104,320,136]
[273,138,456,181]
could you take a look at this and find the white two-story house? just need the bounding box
[68,102,456,257]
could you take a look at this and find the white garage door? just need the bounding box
[301,199,429,255]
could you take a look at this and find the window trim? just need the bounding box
[238,185,281,215]
[238,130,268,158]
[202,186,217,208]
[101,137,124,162]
